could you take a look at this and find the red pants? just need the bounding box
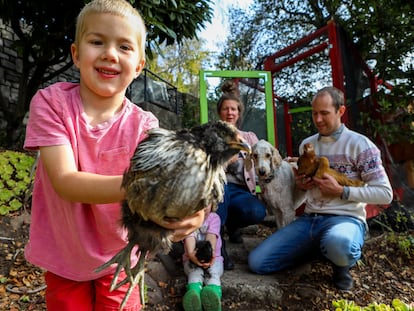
[45,271,141,311]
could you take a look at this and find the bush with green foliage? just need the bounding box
[333,298,414,311]
[387,232,414,259]
[0,151,36,215]
[361,85,414,145]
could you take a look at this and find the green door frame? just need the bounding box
[199,70,275,145]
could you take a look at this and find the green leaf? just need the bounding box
[9,199,22,212]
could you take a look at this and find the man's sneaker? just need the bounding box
[228,229,243,244]
[332,265,354,290]
[221,240,234,270]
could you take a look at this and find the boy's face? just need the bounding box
[71,13,144,99]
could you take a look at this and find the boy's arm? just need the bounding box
[41,144,205,238]
[40,145,124,204]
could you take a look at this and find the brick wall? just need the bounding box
[0,19,22,108]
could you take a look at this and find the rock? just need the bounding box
[144,229,285,310]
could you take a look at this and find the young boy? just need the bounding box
[24,1,204,310]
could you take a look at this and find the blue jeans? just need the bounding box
[248,214,366,274]
[216,183,266,231]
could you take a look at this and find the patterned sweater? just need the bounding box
[300,126,393,225]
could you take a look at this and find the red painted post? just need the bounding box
[327,20,348,124]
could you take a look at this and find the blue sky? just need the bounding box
[198,0,253,51]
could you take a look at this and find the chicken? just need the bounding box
[297,142,364,187]
[195,240,213,264]
[95,120,250,310]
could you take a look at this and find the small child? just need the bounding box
[182,205,224,311]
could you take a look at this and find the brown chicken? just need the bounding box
[297,142,364,187]
[95,120,250,310]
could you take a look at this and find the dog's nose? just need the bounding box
[258,168,266,176]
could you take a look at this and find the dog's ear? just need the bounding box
[272,146,283,167]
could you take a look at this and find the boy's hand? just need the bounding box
[159,210,205,242]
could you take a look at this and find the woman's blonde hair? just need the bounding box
[74,0,146,61]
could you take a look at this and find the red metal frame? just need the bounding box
[263,24,330,72]
[263,20,369,154]
[263,20,396,217]
[283,102,293,155]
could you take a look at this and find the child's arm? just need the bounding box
[184,235,203,266]
[184,234,211,269]
[40,145,124,204]
[205,233,217,253]
[41,144,205,235]
[184,235,197,261]
[204,232,217,266]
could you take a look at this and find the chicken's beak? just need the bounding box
[232,141,251,154]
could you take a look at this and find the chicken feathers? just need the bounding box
[297,142,364,187]
[96,121,250,310]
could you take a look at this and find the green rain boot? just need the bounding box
[200,284,222,311]
[182,282,202,311]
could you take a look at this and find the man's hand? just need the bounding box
[313,173,344,197]
[295,171,315,191]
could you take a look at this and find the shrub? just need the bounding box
[0,150,36,215]
[333,298,414,311]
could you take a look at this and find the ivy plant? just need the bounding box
[0,150,36,215]
[333,298,414,311]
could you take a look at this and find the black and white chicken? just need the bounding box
[95,120,250,309]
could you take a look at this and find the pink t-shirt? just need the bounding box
[24,82,159,281]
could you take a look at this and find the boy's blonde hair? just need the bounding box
[74,0,146,60]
